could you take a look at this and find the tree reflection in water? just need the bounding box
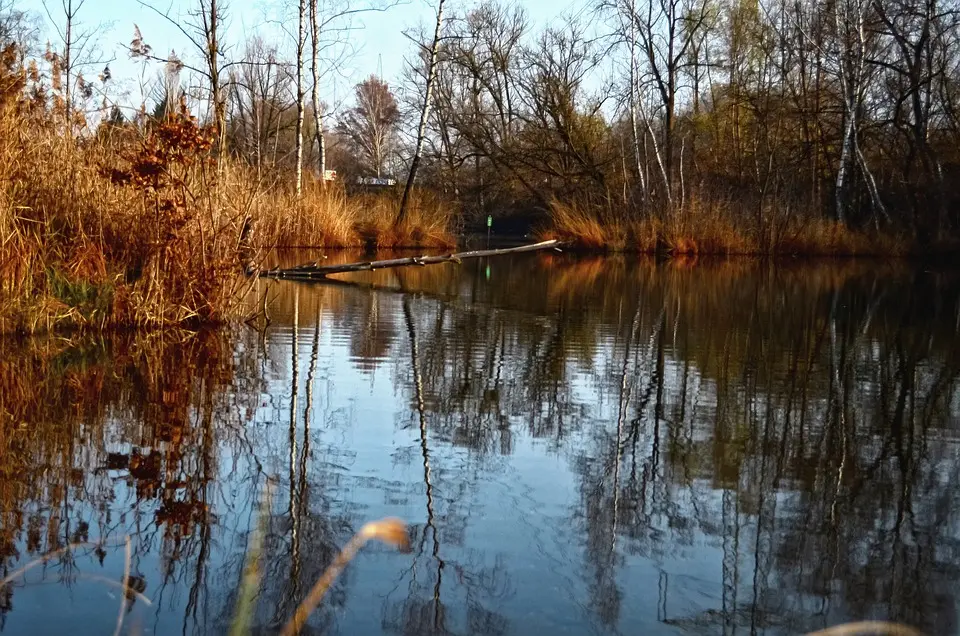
[0,255,958,635]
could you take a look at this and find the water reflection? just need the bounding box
[1,255,959,635]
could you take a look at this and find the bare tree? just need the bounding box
[279,0,404,190]
[630,0,712,209]
[336,76,400,179]
[226,37,295,175]
[134,0,230,153]
[307,0,403,185]
[626,0,646,202]
[0,0,41,53]
[397,0,446,225]
[309,0,325,183]
[41,0,107,134]
[872,0,953,239]
[832,0,889,225]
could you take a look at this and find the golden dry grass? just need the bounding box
[542,197,915,257]
[773,219,911,256]
[247,177,362,249]
[542,198,614,249]
[0,47,457,334]
[354,188,457,249]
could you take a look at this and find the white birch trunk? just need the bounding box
[295,0,307,197]
[309,0,326,186]
[636,93,671,204]
[835,109,854,224]
[834,0,881,225]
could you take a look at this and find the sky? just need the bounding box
[21,0,582,113]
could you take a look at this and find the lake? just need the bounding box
[1,252,959,635]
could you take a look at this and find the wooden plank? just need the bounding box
[258,239,562,279]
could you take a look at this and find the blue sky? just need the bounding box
[21,0,581,111]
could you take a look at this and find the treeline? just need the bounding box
[180,0,960,244]
[404,0,960,244]
[4,0,960,249]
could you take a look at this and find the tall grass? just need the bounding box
[0,45,457,334]
[542,197,915,257]
[353,188,458,249]
[244,177,361,249]
[0,97,250,332]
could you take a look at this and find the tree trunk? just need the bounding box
[856,141,888,226]
[295,0,307,197]
[259,239,561,279]
[207,0,225,156]
[309,0,326,186]
[628,0,645,205]
[636,94,670,204]
[397,0,446,226]
[835,108,853,223]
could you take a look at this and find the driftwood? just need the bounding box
[259,239,562,280]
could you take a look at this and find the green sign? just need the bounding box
[487,215,492,228]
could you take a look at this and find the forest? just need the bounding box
[1,0,959,331]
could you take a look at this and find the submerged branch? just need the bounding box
[258,239,563,279]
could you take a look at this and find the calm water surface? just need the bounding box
[2,253,960,635]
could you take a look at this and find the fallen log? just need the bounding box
[259,239,562,280]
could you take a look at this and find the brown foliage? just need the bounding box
[0,44,456,334]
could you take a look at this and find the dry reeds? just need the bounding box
[249,178,361,249]
[542,196,915,257]
[354,188,457,249]
[0,45,458,334]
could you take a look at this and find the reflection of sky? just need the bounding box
[5,260,960,635]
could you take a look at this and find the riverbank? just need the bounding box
[0,60,455,334]
[1,55,955,336]
[538,199,957,258]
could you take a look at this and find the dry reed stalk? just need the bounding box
[542,192,917,257]
[113,535,132,636]
[229,479,274,636]
[0,541,100,588]
[279,517,410,636]
[806,621,923,636]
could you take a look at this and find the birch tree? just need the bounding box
[295,0,307,196]
[397,0,446,226]
[631,0,712,209]
[832,0,888,224]
[627,0,647,201]
[309,0,325,184]
[303,0,403,188]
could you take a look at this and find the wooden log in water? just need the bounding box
[259,239,562,280]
